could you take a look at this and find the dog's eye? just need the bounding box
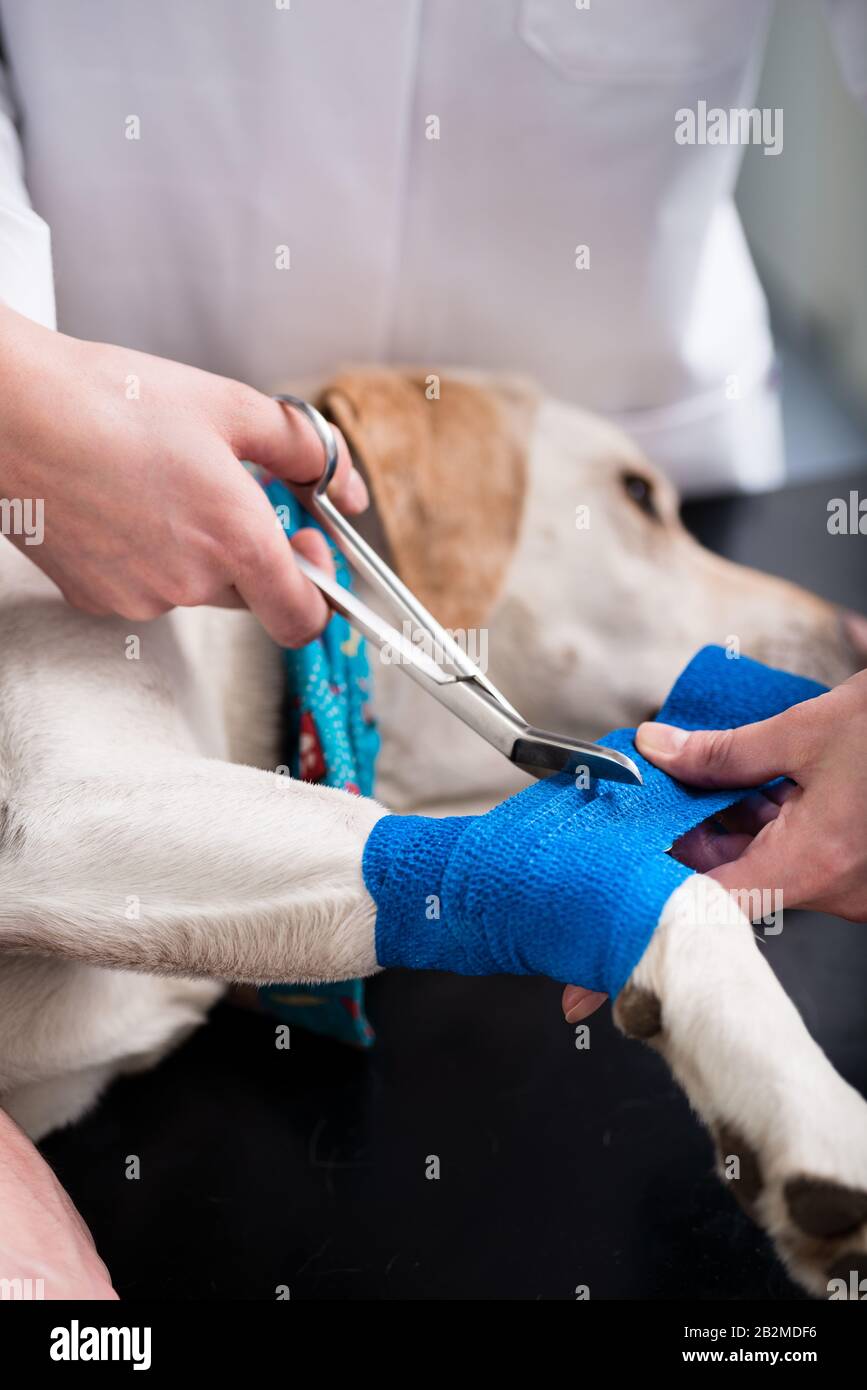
[621,472,660,521]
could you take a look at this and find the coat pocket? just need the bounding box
[517,0,770,84]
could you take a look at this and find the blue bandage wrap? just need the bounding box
[362,647,825,997]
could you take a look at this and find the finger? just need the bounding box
[714,791,784,837]
[227,390,368,514]
[712,781,800,837]
[228,491,331,648]
[707,813,816,910]
[670,787,804,872]
[763,778,799,808]
[561,985,607,1022]
[670,822,754,872]
[197,585,246,609]
[290,526,336,582]
[308,423,369,515]
[634,698,824,788]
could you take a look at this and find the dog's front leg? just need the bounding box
[614,875,867,1297]
[0,761,386,984]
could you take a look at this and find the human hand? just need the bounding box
[0,1107,117,1300]
[635,668,867,921]
[0,305,368,645]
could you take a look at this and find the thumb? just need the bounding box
[634,700,820,789]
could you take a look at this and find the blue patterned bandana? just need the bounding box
[255,476,380,1048]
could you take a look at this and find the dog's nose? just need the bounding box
[840,609,867,670]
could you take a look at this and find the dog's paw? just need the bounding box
[612,880,867,1300]
[711,1107,867,1300]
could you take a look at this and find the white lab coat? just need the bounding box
[0,0,864,494]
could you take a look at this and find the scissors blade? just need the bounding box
[293,559,643,787]
[293,554,453,684]
[511,729,643,785]
[311,488,525,720]
[294,556,639,789]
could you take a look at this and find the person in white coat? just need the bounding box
[0,0,866,1299]
[1,0,866,624]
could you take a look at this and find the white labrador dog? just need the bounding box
[0,369,864,1298]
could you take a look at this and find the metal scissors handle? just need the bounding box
[273,394,641,786]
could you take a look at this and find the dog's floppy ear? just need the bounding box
[316,369,535,631]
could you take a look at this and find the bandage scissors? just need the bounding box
[273,395,642,786]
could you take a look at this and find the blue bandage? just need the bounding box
[362,647,825,997]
